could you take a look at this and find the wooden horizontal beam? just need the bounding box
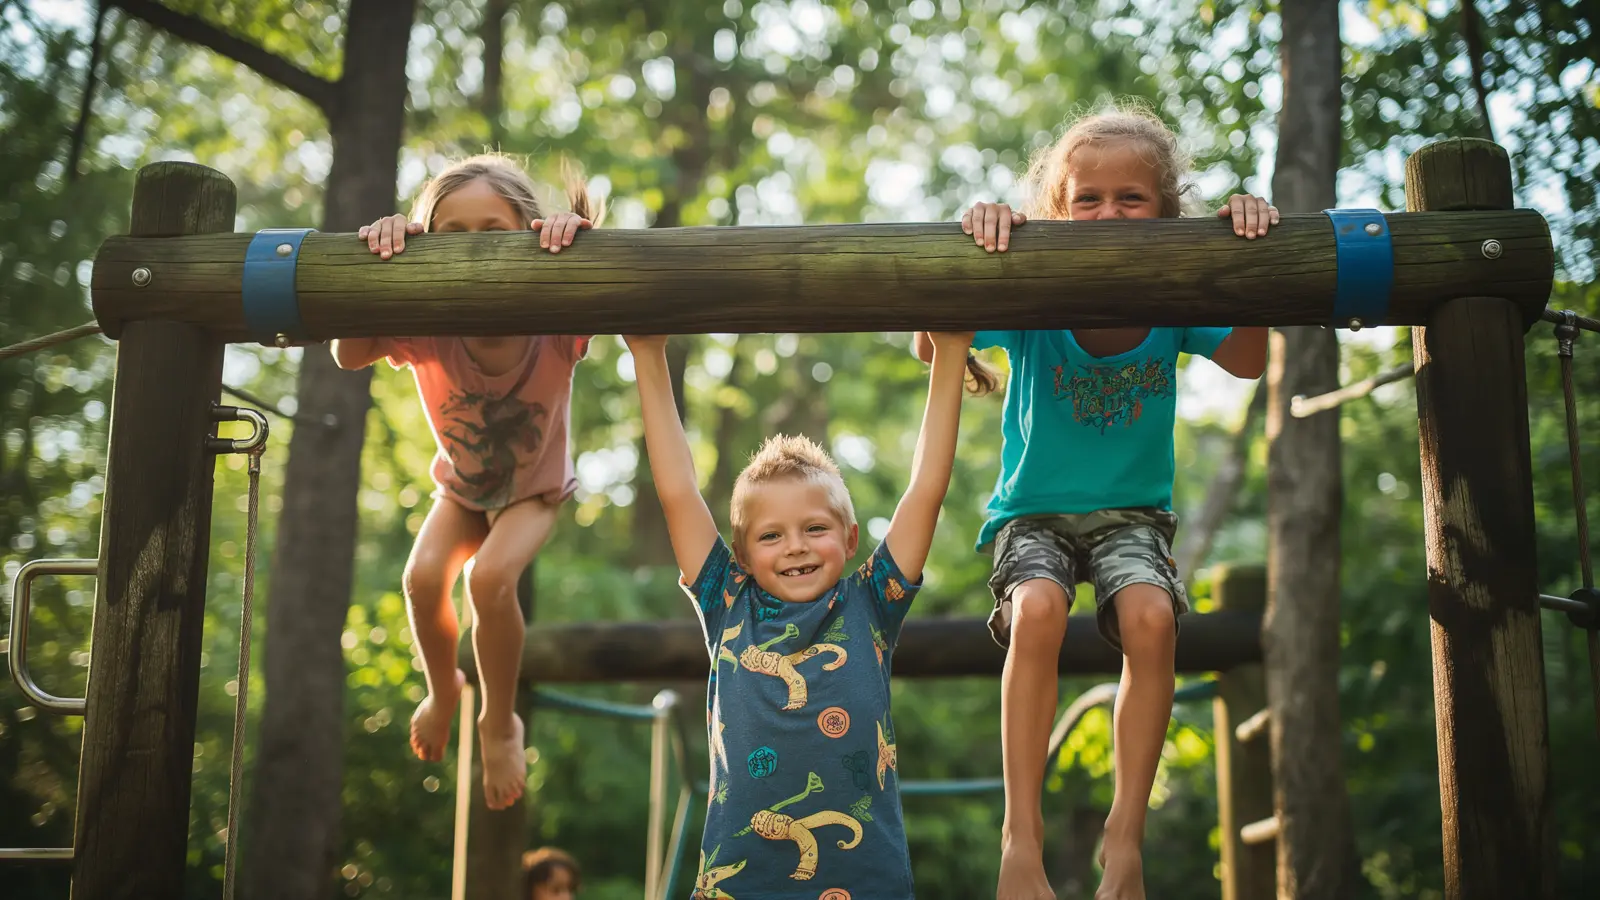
[92,211,1552,341]
[460,612,1263,683]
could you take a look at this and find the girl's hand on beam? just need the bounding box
[962,201,1026,253]
[358,214,422,260]
[532,211,592,254]
[1216,194,1279,240]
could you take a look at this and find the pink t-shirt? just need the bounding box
[378,335,586,512]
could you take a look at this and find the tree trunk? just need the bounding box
[1263,1,1358,897]
[243,3,416,898]
[479,0,510,147]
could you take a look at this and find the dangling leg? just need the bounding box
[465,496,558,810]
[997,578,1071,900]
[402,496,487,761]
[1095,584,1176,900]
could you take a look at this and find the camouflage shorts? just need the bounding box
[986,508,1187,653]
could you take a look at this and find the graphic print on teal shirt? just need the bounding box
[683,537,920,898]
[972,327,1231,548]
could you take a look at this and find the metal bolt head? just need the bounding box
[131,267,152,287]
[1363,222,1382,236]
[1349,318,1364,331]
[275,243,294,257]
[273,333,291,348]
[1481,239,1503,259]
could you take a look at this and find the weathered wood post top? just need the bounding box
[91,163,1553,341]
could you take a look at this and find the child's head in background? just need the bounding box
[731,434,859,603]
[411,153,604,235]
[1023,102,1192,222]
[522,847,580,900]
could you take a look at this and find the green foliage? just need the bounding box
[3,1,1599,898]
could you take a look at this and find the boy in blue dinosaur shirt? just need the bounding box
[625,331,971,899]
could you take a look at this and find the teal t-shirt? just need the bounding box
[683,537,920,899]
[973,327,1231,549]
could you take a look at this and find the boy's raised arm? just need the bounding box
[626,336,721,582]
[884,331,971,583]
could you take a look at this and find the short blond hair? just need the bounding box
[731,434,855,550]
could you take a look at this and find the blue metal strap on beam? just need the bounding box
[1324,209,1394,327]
[242,228,313,341]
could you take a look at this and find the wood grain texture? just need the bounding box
[1212,566,1274,900]
[1409,140,1554,900]
[91,211,1553,340]
[72,164,233,899]
[463,612,1263,683]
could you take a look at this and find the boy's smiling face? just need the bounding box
[735,479,858,603]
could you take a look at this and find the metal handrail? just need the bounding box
[7,558,97,716]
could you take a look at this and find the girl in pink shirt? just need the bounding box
[331,154,599,810]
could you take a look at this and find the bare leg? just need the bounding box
[998,578,1071,900]
[1096,584,1176,900]
[466,497,558,810]
[403,497,487,762]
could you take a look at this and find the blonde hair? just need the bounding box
[409,152,605,232]
[961,102,1193,399]
[731,434,855,551]
[1021,100,1193,221]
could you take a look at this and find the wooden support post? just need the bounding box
[1211,565,1274,900]
[463,564,536,900]
[1408,138,1554,899]
[72,163,233,899]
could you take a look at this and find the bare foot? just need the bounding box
[409,669,464,762]
[479,712,527,810]
[1094,839,1145,900]
[997,835,1055,900]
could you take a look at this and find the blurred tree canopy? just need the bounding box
[1,1,1597,898]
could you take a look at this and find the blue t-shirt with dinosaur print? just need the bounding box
[684,536,919,900]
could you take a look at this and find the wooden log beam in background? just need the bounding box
[460,612,1263,684]
[92,211,1551,341]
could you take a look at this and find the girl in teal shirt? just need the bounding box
[917,103,1274,900]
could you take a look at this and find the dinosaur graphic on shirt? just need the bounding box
[876,718,897,789]
[733,771,863,882]
[691,846,746,899]
[718,622,848,710]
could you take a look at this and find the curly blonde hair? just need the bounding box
[731,434,855,551]
[1021,100,1194,220]
[410,152,605,232]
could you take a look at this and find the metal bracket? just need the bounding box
[7,558,96,716]
[208,405,269,455]
[1324,209,1394,329]
[242,228,314,346]
[1565,587,1599,630]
